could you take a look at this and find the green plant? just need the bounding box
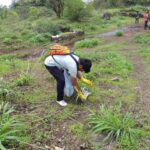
[30,34,47,43]
[88,104,146,149]
[0,80,14,100]
[3,38,13,45]
[134,33,150,45]
[0,102,20,150]
[14,73,32,86]
[74,39,98,49]
[116,31,123,36]
[64,0,93,21]
[68,123,86,138]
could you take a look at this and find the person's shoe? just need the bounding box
[56,100,67,107]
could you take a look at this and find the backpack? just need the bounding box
[49,44,70,55]
[49,44,79,66]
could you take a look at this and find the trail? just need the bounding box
[101,24,150,115]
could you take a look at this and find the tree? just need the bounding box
[65,0,93,21]
[46,0,64,18]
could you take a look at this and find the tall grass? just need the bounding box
[88,104,146,149]
[0,102,22,150]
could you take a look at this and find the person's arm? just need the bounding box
[70,75,87,101]
[70,76,81,92]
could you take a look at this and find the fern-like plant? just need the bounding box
[88,104,146,149]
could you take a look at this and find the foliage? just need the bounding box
[64,0,93,21]
[35,19,60,35]
[0,54,26,75]
[0,80,14,100]
[88,104,146,149]
[116,31,123,36]
[0,102,21,150]
[74,39,98,49]
[68,123,86,138]
[13,73,33,86]
[134,33,150,45]
[93,0,150,8]
[0,6,8,19]
[46,0,64,18]
[3,38,13,45]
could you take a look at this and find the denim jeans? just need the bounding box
[45,65,65,101]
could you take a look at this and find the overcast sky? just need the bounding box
[0,0,92,7]
[0,0,12,6]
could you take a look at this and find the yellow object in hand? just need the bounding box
[74,87,87,101]
[80,76,93,86]
[78,91,87,101]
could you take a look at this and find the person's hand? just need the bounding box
[80,77,93,86]
[78,91,87,101]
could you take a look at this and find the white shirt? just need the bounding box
[44,55,79,78]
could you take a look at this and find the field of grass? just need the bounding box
[0,6,150,150]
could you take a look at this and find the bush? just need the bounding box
[74,39,98,49]
[88,104,146,149]
[36,19,60,35]
[116,31,123,36]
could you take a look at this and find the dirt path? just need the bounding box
[103,24,150,115]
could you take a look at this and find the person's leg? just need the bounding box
[45,66,65,101]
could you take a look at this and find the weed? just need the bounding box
[13,73,33,86]
[3,37,13,45]
[88,104,146,149]
[68,123,87,138]
[0,80,14,100]
[0,102,21,149]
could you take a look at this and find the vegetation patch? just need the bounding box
[88,104,147,149]
[74,39,98,49]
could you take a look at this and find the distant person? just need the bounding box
[135,11,140,24]
[148,12,150,29]
[143,11,149,30]
[102,12,111,20]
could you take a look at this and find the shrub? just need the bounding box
[36,20,60,35]
[116,31,123,36]
[88,104,146,149]
[74,39,98,49]
[0,102,21,149]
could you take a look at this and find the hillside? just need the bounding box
[0,2,150,150]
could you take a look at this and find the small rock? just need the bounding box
[111,77,119,81]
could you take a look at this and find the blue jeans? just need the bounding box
[45,65,65,101]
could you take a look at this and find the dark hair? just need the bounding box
[80,58,92,73]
